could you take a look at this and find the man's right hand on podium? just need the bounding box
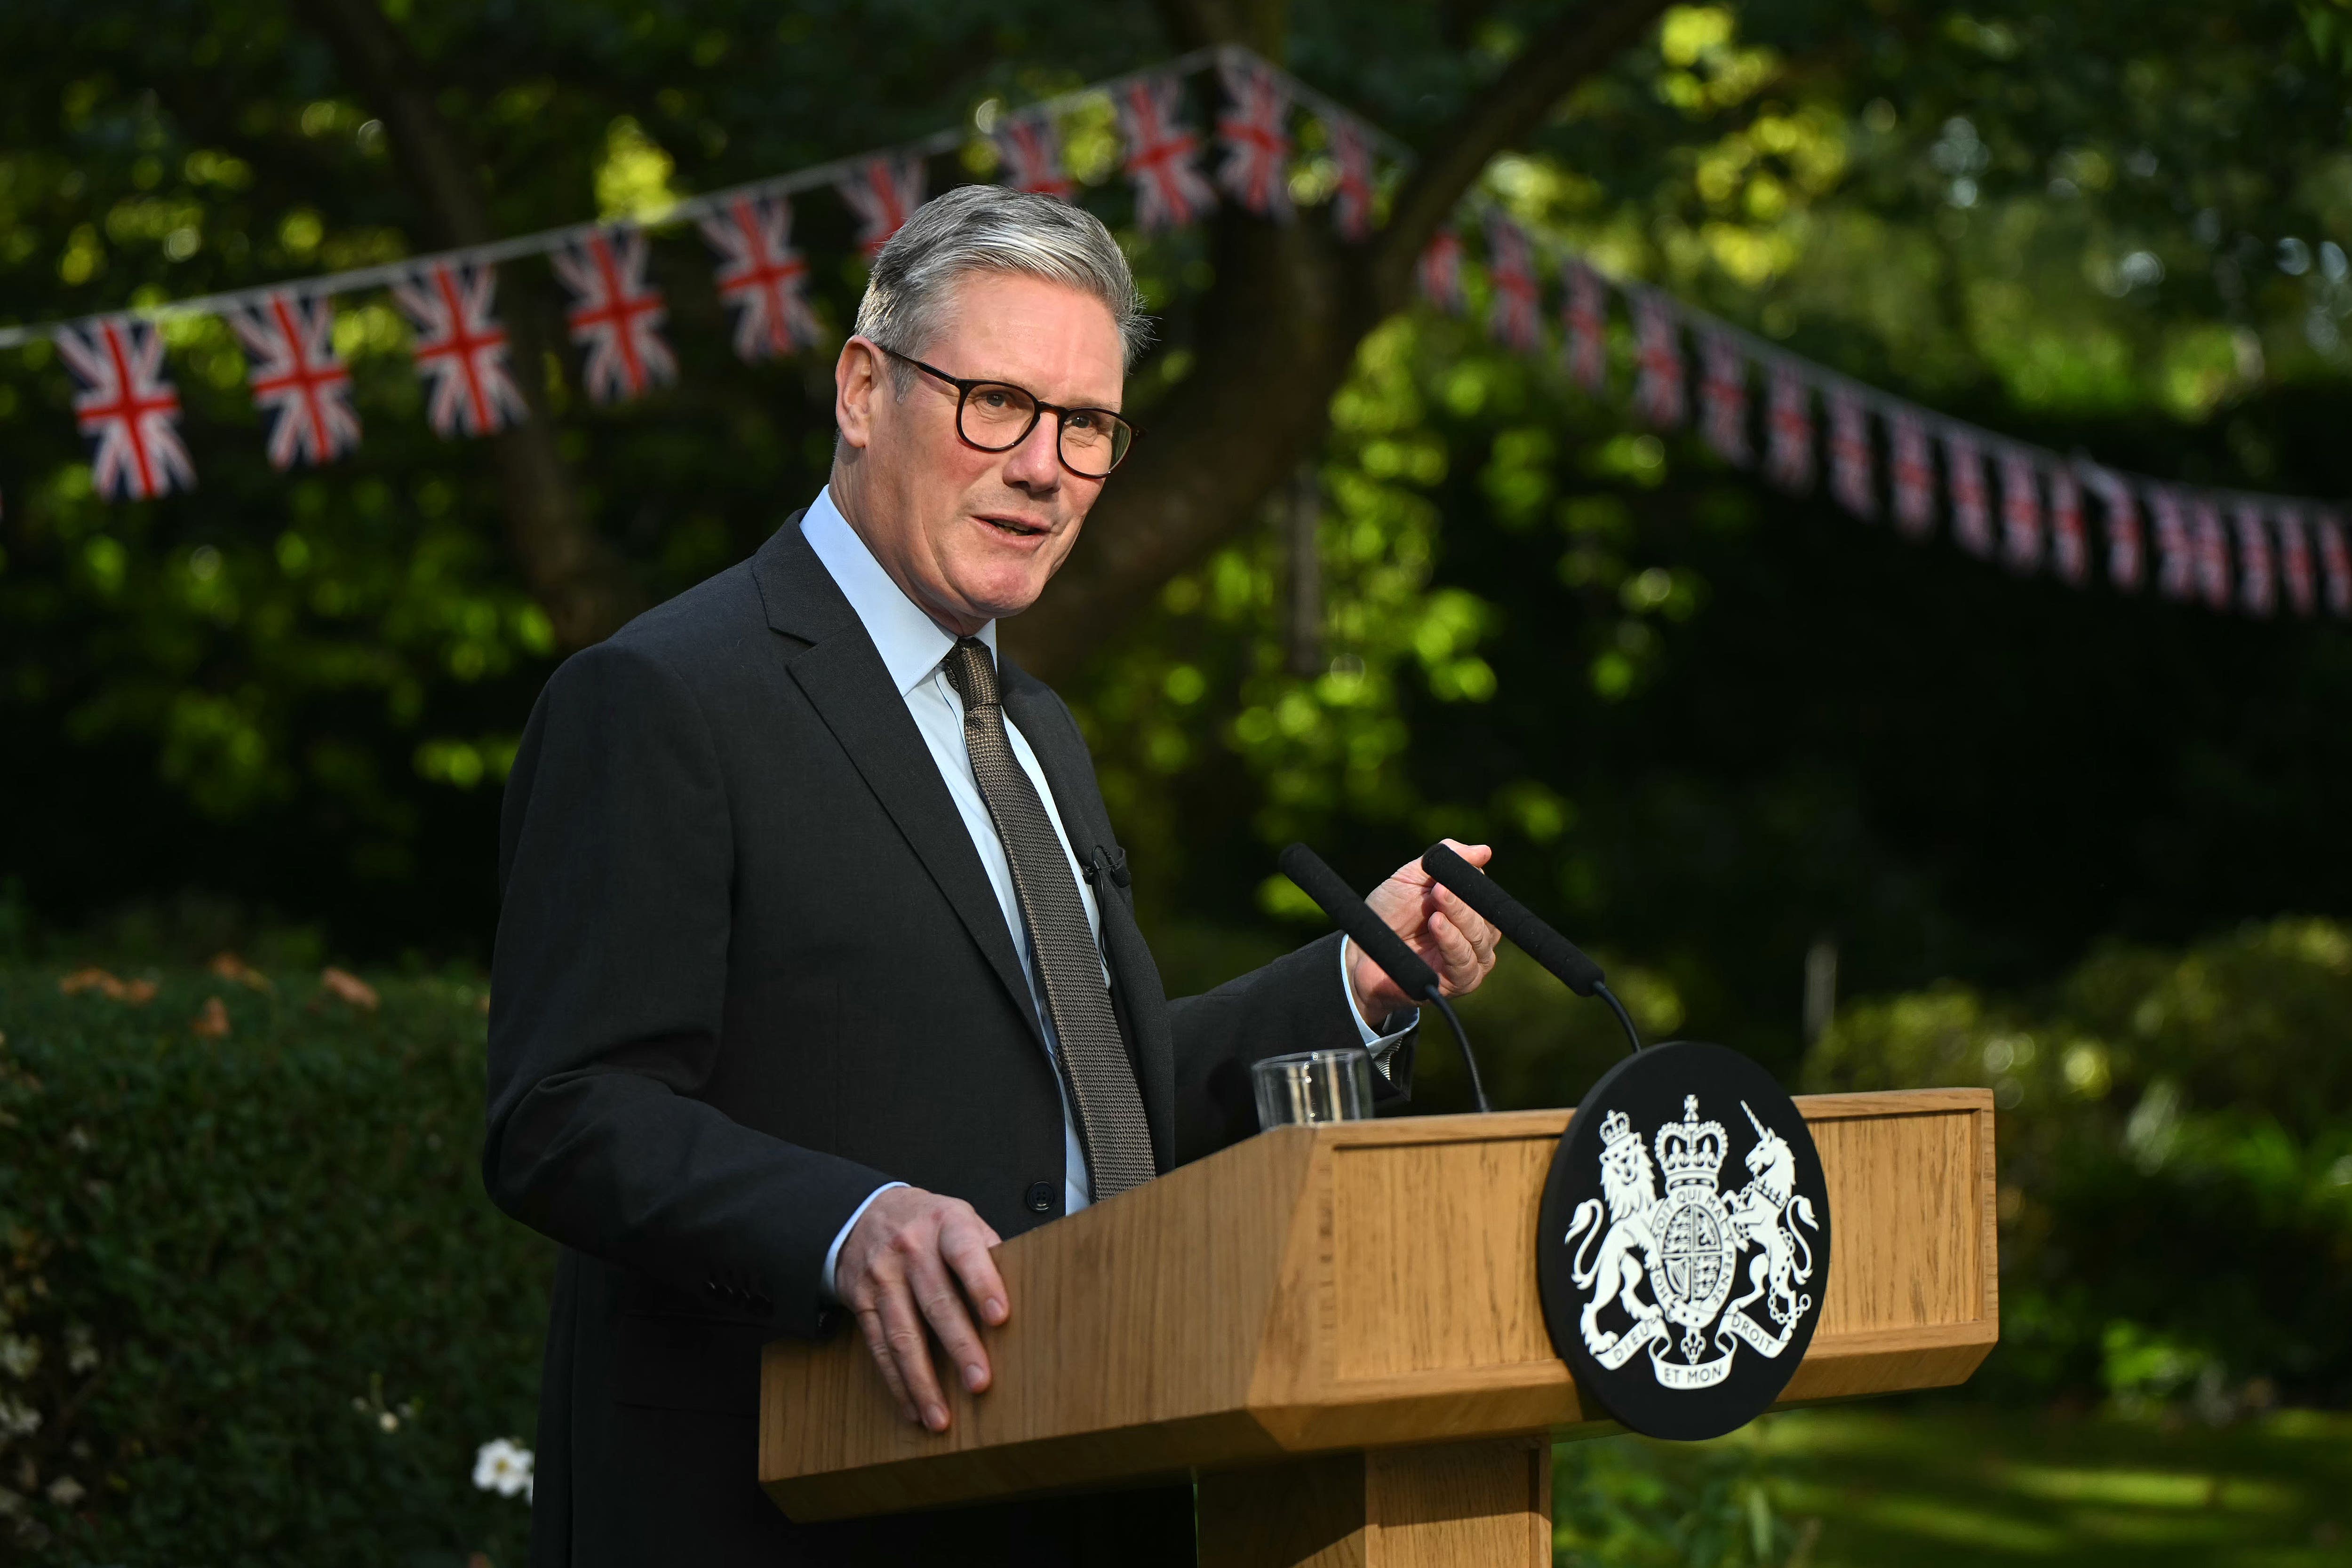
[835,1186,1011,1433]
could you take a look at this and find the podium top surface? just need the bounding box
[762,1089,1997,1520]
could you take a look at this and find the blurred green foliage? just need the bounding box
[0,966,546,1565]
[1804,917,2352,1408]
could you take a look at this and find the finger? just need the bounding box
[1425,910,1480,988]
[875,1270,950,1431]
[904,1242,992,1397]
[1427,882,1493,952]
[940,1214,1010,1329]
[1441,838,1494,869]
[854,1306,918,1425]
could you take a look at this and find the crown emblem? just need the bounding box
[1599,1108,1636,1149]
[1655,1094,1727,1191]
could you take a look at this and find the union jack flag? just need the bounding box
[1417,231,1466,314]
[1998,450,2041,573]
[837,155,925,258]
[392,261,528,439]
[2049,467,2088,585]
[551,226,676,404]
[1562,263,1606,393]
[1698,333,1749,465]
[1890,411,1935,537]
[1116,74,1216,233]
[2232,502,2275,616]
[1632,293,1684,428]
[227,291,359,470]
[1485,214,1541,353]
[2148,487,2193,599]
[57,317,195,501]
[2275,507,2315,615]
[2081,466,2142,591]
[1214,54,1292,219]
[699,195,821,364]
[1764,362,1812,492]
[2317,511,2352,616]
[2189,498,2231,609]
[995,111,1073,200]
[1946,432,1992,557]
[1829,389,1875,519]
[1326,114,1375,241]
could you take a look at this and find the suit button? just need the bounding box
[1024,1181,1057,1214]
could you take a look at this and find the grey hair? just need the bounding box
[852,184,1152,382]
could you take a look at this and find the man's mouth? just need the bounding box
[978,514,1049,539]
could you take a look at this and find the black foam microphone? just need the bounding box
[1419,842,1644,1054]
[1278,842,1491,1114]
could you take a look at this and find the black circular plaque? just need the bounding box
[1537,1040,1832,1441]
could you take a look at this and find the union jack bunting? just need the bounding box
[994,111,1074,201]
[2275,508,2315,616]
[392,261,528,440]
[837,155,926,258]
[1115,74,1216,232]
[1946,432,1992,557]
[1417,231,1466,314]
[1325,115,1375,241]
[1632,294,1684,428]
[1765,361,1812,491]
[2148,487,2193,600]
[698,194,821,363]
[2082,467,2143,591]
[2049,467,2088,585]
[1485,214,1541,352]
[1829,389,1874,519]
[1563,264,1607,393]
[551,227,675,404]
[1698,334,1749,465]
[2232,502,2275,616]
[1998,450,2041,573]
[1891,411,1935,536]
[2317,512,2352,616]
[57,316,195,501]
[2189,498,2231,610]
[227,291,359,470]
[1214,54,1292,219]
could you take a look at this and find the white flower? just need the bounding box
[0,1336,39,1380]
[0,1398,40,1439]
[473,1437,534,1499]
[46,1475,85,1507]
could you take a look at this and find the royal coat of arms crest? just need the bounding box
[1537,1040,1833,1440]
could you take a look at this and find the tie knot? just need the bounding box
[943,637,999,712]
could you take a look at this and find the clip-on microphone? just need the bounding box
[1419,842,1644,1056]
[1277,843,1492,1114]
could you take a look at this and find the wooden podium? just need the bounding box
[762,1089,1996,1565]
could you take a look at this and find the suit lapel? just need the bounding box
[753,520,1045,1048]
[1002,666,1177,1170]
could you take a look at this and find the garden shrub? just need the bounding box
[0,966,548,1566]
[1803,918,2352,1408]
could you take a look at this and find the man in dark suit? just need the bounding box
[485,185,1499,1566]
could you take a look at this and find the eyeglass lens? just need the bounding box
[957,383,1132,476]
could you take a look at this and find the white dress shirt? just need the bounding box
[802,487,1408,1297]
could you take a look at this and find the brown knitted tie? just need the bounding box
[942,638,1155,1199]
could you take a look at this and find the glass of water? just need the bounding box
[1252,1047,1377,1130]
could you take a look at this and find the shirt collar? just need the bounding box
[799,485,998,698]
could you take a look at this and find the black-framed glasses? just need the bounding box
[878,346,1139,478]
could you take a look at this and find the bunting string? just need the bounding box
[0,42,2341,623]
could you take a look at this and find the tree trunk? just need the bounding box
[296,0,643,649]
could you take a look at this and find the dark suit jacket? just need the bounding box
[485,514,1411,1566]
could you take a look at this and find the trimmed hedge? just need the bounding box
[1804,918,2352,1409]
[0,967,548,1566]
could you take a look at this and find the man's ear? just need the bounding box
[835,337,882,451]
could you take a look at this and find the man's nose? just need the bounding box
[1001,415,1062,491]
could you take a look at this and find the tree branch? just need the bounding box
[295,0,643,649]
[1371,0,1675,307]
[1003,0,1674,681]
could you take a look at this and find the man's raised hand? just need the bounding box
[833,1186,1007,1433]
[1348,838,1502,1017]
